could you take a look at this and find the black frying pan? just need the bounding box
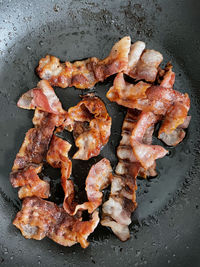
[0,0,200,266]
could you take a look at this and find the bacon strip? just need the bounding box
[46,135,74,214]
[36,36,131,89]
[47,140,112,215]
[13,196,99,248]
[107,72,175,115]
[125,42,163,82]
[72,158,112,215]
[10,109,62,199]
[17,80,65,114]
[101,109,165,241]
[107,66,191,146]
[130,112,168,169]
[10,164,49,199]
[156,65,191,146]
[68,94,111,160]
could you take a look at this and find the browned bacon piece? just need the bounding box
[13,196,99,248]
[17,80,65,114]
[107,67,191,146]
[101,109,166,241]
[72,158,113,215]
[156,65,191,146]
[130,112,168,169]
[10,109,62,199]
[36,36,131,89]
[46,135,74,214]
[10,164,49,199]
[125,41,163,82]
[107,72,176,115]
[47,138,112,215]
[68,94,111,160]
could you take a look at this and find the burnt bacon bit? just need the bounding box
[13,196,99,248]
[36,36,131,89]
[67,94,111,160]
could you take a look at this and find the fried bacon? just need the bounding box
[47,139,112,215]
[126,41,163,82]
[106,73,151,109]
[155,64,191,145]
[101,110,139,241]
[72,158,112,215]
[101,109,168,241]
[158,101,191,146]
[17,80,65,114]
[13,196,99,248]
[67,94,111,160]
[130,112,168,169]
[107,64,191,146]
[107,72,175,114]
[12,110,59,171]
[10,109,62,199]
[36,36,131,89]
[46,135,74,214]
[10,164,49,199]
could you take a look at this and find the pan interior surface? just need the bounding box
[0,0,200,266]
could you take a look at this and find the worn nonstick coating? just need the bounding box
[0,0,200,266]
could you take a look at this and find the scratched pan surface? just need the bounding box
[0,0,200,266]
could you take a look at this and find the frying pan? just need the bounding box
[0,0,200,266]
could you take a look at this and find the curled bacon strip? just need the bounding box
[126,41,163,82]
[101,109,167,241]
[10,164,49,199]
[106,72,151,109]
[10,109,62,199]
[101,110,139,241]
[107,65,191,146]
[47,139,112,215]
[46,135,74,214]
[17,80,65,114]
[13,196,99,248]
[72,158,112,215]
[156,65,191,146]
[107,72,175,115]
[68,94,111,160]
[36,36,131,89]
[130,112,168,169]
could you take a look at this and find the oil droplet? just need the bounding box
[54,4,60,12]
[39,40,44,46]
[135,250,141,257]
